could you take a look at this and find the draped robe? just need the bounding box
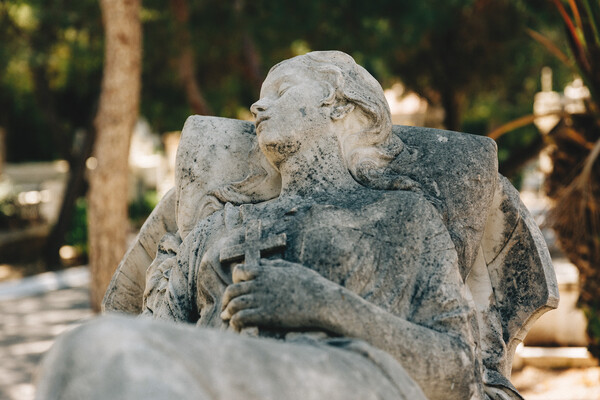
[140,187,484,399]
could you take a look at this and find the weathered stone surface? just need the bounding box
[102,187,177,314]
[39,51,557,400]
[103,115,281,315]
[37,316,427,400]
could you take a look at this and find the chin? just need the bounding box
[257,134,300,170]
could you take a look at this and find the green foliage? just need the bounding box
[0,0,576,172]
[64,191,160,256]
[0,192,20,229]
[62,189,159,258]
[0,0,103,162]
[0,179,44,229]
[133,0,572,138]
[128,190,159,229]
[552,0,600,110]
[0,0,579,221]
[0,179,17,218]
[583,303,600,359]
[65,197,88,256]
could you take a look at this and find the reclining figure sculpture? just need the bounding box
[38,51,558,400]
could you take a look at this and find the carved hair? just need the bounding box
[270,51,421,193]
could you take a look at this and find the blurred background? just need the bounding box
[1,0,600,398]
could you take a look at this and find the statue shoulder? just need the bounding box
[355,188,448,238]
[377,188,443,219]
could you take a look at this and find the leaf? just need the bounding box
[569,0,584,33]
[486,111,568,140]
[487,114,537,140]
[586,0,600,38]
[553,0,591,72]
[576,0,600,50]
[526,28,573,67]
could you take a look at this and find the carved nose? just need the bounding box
[250,101,266,118]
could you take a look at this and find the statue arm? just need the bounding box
[316,263,477,400]
[320,195,479,400]
[225,247,476,400]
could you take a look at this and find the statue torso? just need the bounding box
[173,187,466,338]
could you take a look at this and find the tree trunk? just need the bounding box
[170,0,212,115]
[88,0,142,312]
[234,0,263,96]
[440,89,463,132]
[241,34,263,95]
[44,127,95,269]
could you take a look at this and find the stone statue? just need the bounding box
[37,51,558,400]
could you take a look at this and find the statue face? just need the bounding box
[250,62,333,168]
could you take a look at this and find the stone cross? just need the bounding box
[219,219,287,266]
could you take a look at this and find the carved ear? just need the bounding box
[320,83,336,106]
[331,103,355,120]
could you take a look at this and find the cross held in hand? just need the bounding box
[219,219,286,266]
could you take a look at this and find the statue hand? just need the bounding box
[220,258,333,332]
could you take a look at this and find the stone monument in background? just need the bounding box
[37,51,558,400]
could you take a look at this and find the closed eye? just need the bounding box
[278,85,292,97]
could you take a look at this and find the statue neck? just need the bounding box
[277,134,360,198]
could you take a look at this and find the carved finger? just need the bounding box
[259,258,290,267]
[220,295,256,321]
[222,281,254,311]
[230,309,262,332]
[232,263,261,283]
